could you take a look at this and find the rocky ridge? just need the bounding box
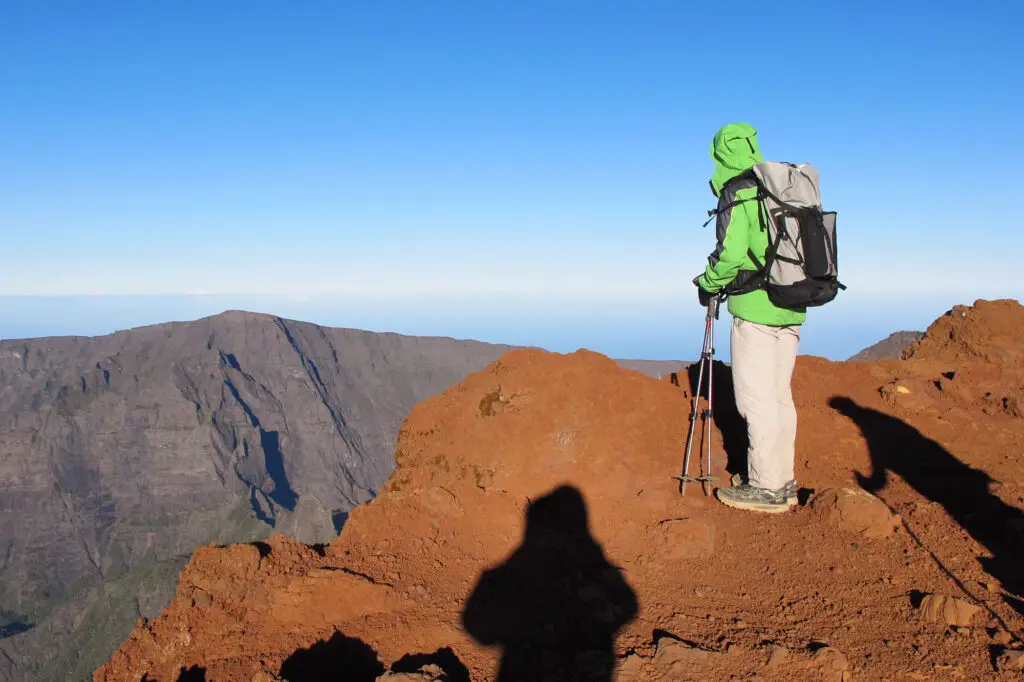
[0,310,685,682]
[94,299,1024,681]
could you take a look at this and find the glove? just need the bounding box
[693,275,715,307]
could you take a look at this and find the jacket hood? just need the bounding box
[710,123,765,195]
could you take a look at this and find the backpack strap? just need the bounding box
[723,212,790,297]
[702,170,761,227]
[706,171,773,296]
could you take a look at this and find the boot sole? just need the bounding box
[732,475,799,507]
[716,491,791,514]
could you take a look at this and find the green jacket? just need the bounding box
[697,123,806,327]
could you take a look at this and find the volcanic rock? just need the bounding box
[377,666,447,681]
[917,594,981,627]
[650,637,724,677]
[997,649,1024,672]
[810,488,901,539]
[902,299,1024,365]
[805,646,852,681]
[92,300,1024,681]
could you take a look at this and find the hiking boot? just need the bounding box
[782,479,799,506]
[715,484,790,513]
[732,474,798,507]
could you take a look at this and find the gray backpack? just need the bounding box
[708,161,845,309]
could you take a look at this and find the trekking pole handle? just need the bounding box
[707,293,724,321]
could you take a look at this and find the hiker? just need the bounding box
[694,123,804,513]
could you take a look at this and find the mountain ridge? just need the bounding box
[93,299,1024,681]
[0,310,685,682]
[847,330,924,362]
[1,311,513,682]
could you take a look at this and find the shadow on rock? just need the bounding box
[390,647,470,682]
[280,631,385,682]
[142,668,206,682]
[177,667,206,682]
[672,361,749,480]
[462,485,638,681]
[830,396,1024,614]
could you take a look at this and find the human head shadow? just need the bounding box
[462,485,639,681]
[829,396,1024,614]
[671,361,749,479]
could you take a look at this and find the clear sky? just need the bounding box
[1,1,1022,359]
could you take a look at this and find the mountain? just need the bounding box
[615,359,689,378]
[0,310,686,682]
[0,311,522,682]
[848,330,924,362]
[95,300,1024,681]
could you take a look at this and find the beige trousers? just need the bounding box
[730,317,801,491]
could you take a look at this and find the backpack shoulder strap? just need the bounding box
[702,170,763,227]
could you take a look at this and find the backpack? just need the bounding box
[706,161,845,309]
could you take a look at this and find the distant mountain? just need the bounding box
[0,311,521,681]
[0,311,684,681]
[848,330,924,362]
[616,359,689,378]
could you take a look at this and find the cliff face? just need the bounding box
[0,311,517,681]
[95,300,1024,682]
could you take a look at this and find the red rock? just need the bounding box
[811,488,901,539]
[918,594,981,627]
[93,300,1024,681]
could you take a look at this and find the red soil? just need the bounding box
[96,299,1024,681]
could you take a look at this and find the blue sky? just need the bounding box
[1,1,1022,359]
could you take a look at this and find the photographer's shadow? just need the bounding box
[462,485,638,681]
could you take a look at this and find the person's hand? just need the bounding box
[693,275,714,307]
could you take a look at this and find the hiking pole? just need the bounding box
[704,297,717,497]
[675,294,721,496]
